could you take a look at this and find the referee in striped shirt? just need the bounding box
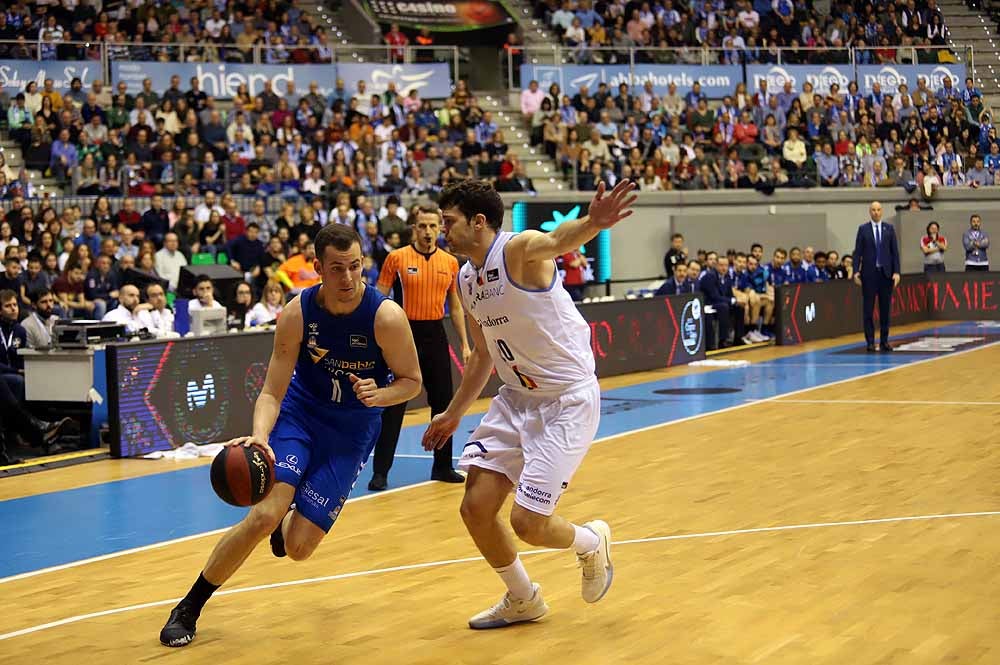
[370,206,471,490]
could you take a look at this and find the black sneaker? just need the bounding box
[431,468,465,484]
[270,519,286,558]
[159,602,199,647]
[368,473,388,491]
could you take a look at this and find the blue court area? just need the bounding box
[1,322,993,578]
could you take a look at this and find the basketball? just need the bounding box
[210,444,275,507]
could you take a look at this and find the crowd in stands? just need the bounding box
[533,0,952,64]
[3,69,536,200]
[0,0,335,63]
[521,71,993,192]
[0,189,439,334]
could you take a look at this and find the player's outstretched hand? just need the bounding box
[422,411,461,451]
[224,435,275,463]
[588,179,638,230]
[348,373,381,407]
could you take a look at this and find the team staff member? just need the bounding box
[853,200,900,352]
[370,206,471,490]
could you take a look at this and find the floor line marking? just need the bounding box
[773,399,1000,406]
[2,337,997,585]
[0,510,996,642]
[754,362,924,367]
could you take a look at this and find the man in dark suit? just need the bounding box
[699,256,743,349]
[655,261,695,295]
[852,200,901,352]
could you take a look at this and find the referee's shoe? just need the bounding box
[369,468,464,490]
[431,467,464,483]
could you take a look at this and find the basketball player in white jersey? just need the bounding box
[423,178,637,628]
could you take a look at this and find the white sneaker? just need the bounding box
[748,330,766,343]
[578,520,613,603]
[741,333,754,345]
[468,583,548,629]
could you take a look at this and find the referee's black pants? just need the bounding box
[373,319,455,477]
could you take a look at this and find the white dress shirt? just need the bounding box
[136,307,175,337]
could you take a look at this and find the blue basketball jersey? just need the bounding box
[283,283,391,412]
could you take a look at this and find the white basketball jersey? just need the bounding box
[459,232,595,392]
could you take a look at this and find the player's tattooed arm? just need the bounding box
[370,299,422,407]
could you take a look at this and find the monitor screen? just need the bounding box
[191,307,227,336]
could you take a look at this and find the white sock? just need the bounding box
[493,556,534,600]
[572,524,600,554]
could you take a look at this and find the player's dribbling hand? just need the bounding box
[461,344,473,366]
[224,435,275,463]
[348,373,381,407]
[422,411,460,451]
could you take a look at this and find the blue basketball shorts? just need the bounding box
[269,401,382,532]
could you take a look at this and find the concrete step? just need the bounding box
[523,159,556,177]
[946,16,993,27]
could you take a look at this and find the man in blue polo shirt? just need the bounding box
[783,246,811,283]
[765,247,789,287]
[809,252,830,282]
[738,254,773,340]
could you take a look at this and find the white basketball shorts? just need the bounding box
[458,376,601,516]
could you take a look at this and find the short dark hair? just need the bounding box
[0,289,16,304]
[31,287,53,304]
[438,180,504,231]
[671,233,684,241]
[315,223,361,260]
[735,252,747,259]
[4,255,19,266]
[246,222,260,231]
[790,246,802,254]
[195,274,213,288]
[814,251,828,261]
[750,243,763,252]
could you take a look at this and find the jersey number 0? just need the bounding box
[496,339,539,390]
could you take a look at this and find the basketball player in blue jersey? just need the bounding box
[160,224,421,647]
[423,178,637,628]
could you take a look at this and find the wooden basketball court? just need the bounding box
[1,322,997,664]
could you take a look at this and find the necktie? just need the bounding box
[875,223,882,268]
